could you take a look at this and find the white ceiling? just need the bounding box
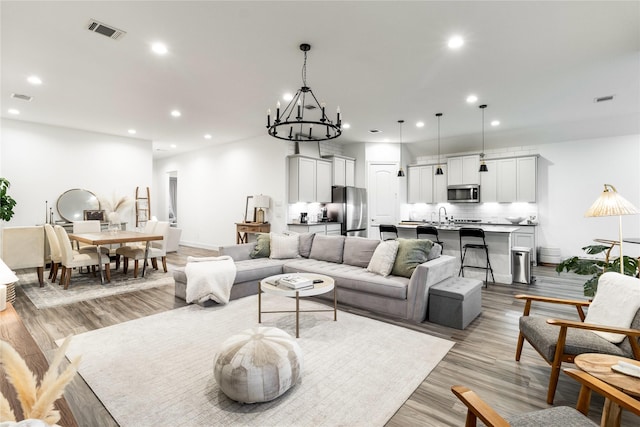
[2,1,639,159]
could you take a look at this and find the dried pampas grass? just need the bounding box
[0,336,80,425]
[99,193,133,214]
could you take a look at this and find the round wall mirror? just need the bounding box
[56,189,100,222]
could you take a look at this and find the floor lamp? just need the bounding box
[585,184,639,274]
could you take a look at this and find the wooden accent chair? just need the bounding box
[515,272,640,404]
[451,368,640,426]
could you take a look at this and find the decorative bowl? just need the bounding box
[506,216,526,224]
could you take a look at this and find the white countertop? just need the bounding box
[397,222,520,233]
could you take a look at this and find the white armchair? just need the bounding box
[1,226,46,286]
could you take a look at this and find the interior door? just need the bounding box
[368,162,398,238]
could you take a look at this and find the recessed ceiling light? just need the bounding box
[152,42,168,55]
[448,35,464,49]
[8,108,19,115]
[128,129,137,134]
[491,120,500,127]
[416,121,425,128]
[170,110,181,117]
[27,75,42,85]
[204,134,212,139]
[170,144,177,148]
[466,94,478,103]
[342,123,351,129]
[283,93,294,102]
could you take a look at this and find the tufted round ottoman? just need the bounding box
[213,326,304,403]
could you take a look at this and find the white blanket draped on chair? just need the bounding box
[185,256,237,304]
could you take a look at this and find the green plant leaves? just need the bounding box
[0,178,17,222]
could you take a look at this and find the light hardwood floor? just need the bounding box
[9,246,638,426]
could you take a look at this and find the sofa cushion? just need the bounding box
[270,233,299,259]
[391,238,434,278]
[342,237,380,268]
[309,235,346,264]
[427,242,442,261]
[234,258,288,283]
[298,233,315,258]
[367,240,399,277]
[283,258,409,300]
[250,233,270,259]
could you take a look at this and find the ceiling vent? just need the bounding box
[369,129,381,134]
[87,19,126,40]
[11,93,33,102]
[594,95,615,103]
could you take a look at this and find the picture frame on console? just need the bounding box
[84,210,105,221]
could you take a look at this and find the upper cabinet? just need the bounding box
[447,155,479,185]
[323,155,355,187]
[407,165,434,203]
[479,156,537,203]
[288,155,332,203]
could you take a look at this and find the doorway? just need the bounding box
[167,171,178,227]
[367,162,399,238]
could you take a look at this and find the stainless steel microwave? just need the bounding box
[447,184,480,203]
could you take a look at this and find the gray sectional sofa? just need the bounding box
[174,234,457,322]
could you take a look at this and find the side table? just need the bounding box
[235,222,270,244]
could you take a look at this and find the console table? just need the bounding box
[0,303,78,426]
[235,222,270,244]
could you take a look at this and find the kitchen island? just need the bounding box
[396,222,520,284]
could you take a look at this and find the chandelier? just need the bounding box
[266,43,342,142]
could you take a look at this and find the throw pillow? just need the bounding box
[391,238,434,278]
[367,240,399,277]
[249,233,270,259]
[298,233,316,258]
[584,272,640,343]
[269,233,300,259]
[309,235,346,264]
[342,237,380,268]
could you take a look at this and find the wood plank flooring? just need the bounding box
[7,246,638,426]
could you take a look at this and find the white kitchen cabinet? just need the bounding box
[513,226,537,265]
[407,165,433,203]
[480,160,497,202]
[434,164,447,203]
[288,223,342,236]
[288,155,332,203]
[517,156,537,202]
[323,155,356,187]
[447,155,479,185]
[326,223,342,235]
[497,158,517,202]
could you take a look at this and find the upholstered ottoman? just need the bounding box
[428,277,483,329]
[213,326,304,403]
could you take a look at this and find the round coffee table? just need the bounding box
[258,273,336,338]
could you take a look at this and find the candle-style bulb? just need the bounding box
[276,101,280,108]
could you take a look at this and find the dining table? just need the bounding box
[68,230,163,284]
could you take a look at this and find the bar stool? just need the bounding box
[459,227,495,287]
[379,224,398,241]
[416,225,443,249]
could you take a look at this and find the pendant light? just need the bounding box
[397,120,405,177]
[435,113,444,175]
[479,104,488,172]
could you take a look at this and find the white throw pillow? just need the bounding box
[367,240,399,277]
[269,233,300,259]
[584,272,640,343]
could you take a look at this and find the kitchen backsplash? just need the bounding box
[400,202,538,224]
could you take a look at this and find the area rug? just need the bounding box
[18,264,176,309]
[63,294,454,426]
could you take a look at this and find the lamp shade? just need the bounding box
[253,195,270,209]
[585,184,639,217]
[0,259,18,286]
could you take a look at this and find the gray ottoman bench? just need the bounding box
[428,277,483,329]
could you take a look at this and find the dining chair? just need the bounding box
[44,223,63,283]
[1,226,46,286]
[72,220,110,254]
[451,368,640,426]
[113,219,158,271]
[379,224,398,241]
[116,221,169,278]
[55,225,111,289]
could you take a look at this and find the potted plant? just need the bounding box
[0,177,17,221]
[555,244,639,297]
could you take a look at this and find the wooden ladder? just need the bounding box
[135,186,150,228]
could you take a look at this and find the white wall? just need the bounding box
[153,135,288,249]
[0,119,152,227]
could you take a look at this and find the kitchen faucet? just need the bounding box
[438,207,447,225]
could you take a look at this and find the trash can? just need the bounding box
[512,246,531,284]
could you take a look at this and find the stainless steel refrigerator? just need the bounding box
[328,186,368,237]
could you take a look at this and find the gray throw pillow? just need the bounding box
[342,237,380,267]
[298,233,316,258]
[249,233,270,258]
[309,235,346,264]
[391,238,434,278]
